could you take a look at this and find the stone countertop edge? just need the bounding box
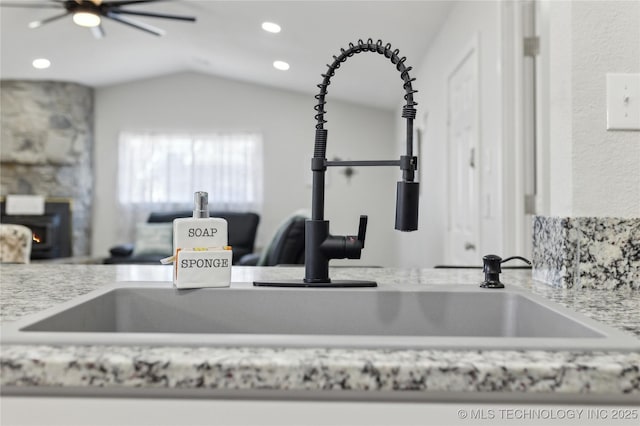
[0,264,639,400]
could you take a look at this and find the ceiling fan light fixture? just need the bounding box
[73,11,101,28]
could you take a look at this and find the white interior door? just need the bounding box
[447,44,480,265]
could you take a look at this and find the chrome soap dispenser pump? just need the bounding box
[193,191,209,218]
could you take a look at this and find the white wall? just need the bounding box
[571,0,640,216]
[395,1,503,267]
[93,71,398,266]
[396,0,640,269]
[544,0,640,217]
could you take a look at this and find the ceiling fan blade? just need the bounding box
[90,23,105,39]
[0,2,64,8]
[109,8,195,22]
[103,0,166,6]
[105,11,165,36]
[28,11,71,28]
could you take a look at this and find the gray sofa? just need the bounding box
[104,211,260,265]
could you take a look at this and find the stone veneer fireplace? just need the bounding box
[0,81,94,256]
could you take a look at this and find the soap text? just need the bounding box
[188,228,218,237]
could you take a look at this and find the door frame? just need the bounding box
[500,0,542,259]
[445,33,481,265]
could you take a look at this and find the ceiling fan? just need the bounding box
[0,0,196,38]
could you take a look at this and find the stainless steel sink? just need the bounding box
[2,282,637,351]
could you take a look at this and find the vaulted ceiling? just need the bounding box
[0,1,454,109]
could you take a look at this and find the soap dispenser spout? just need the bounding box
[481,255,532,289]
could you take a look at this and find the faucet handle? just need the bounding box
[357,215,368,248]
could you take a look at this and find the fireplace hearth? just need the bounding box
[1,200,72,259]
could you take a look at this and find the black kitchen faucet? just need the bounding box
[255,39,419,288]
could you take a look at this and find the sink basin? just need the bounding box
[2,283,637,351]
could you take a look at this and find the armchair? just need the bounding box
[238,212,307,266]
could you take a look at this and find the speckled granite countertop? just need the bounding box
[1,265,639,403]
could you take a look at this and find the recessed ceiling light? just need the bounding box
[261,22,281,33]
[32,58,51,69]
[273,60,290,71]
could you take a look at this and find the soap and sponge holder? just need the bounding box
[161,192,232,289]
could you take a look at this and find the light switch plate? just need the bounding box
[606,73,640,130]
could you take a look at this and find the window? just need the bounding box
[116,131,263,239]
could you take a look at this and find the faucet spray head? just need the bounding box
[395,181,419,231]
[193,191,210,218]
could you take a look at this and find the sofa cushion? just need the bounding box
[132,223,173,256]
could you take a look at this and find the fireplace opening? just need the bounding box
[3,214,62,259]
[1,200,72,259]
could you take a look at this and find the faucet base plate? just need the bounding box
[254,280,377,288]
